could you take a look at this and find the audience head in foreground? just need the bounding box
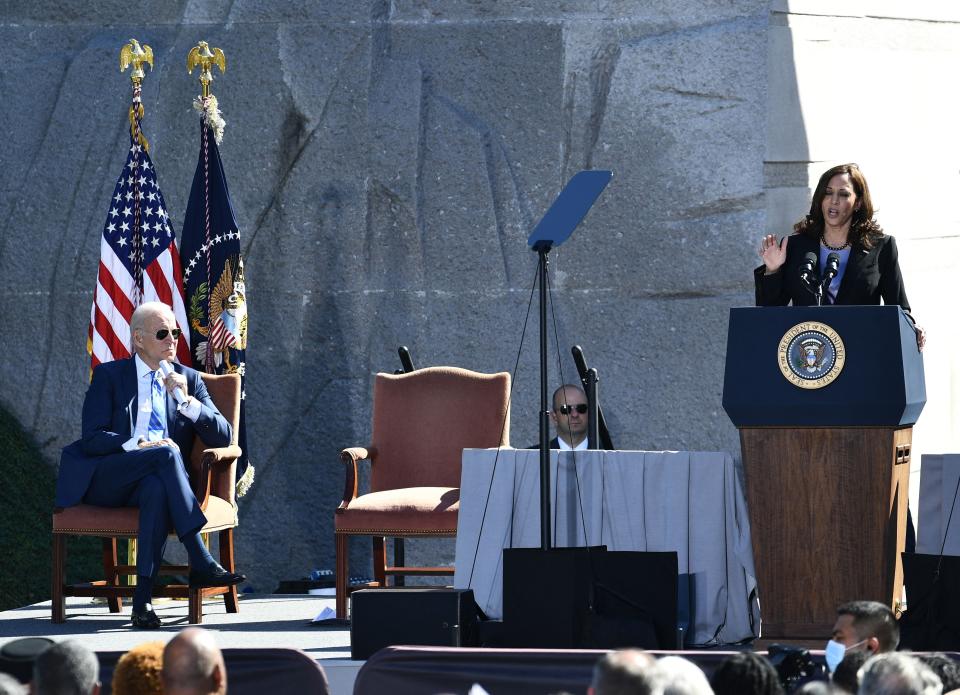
[589,649,656,695]
[648,656,713,695]
[916,654,960,693]
[111,641,164,695]
[32,640,100,695]
[826,600,899,672]
[0,673,26,695]
[0,637,54,686]
[711,651,784,695]
[857,652,942,695]
[831,649,869,694]
[162,628,227,695]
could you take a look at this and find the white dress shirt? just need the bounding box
[121,355,201,451]
[557,436,589,451]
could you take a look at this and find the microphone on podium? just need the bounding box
[822,252,841,285]
[799,252,818,284]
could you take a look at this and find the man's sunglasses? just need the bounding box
[557,403,588,415]
[154,328,182,340]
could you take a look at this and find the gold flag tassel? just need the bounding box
[119,38,153,152]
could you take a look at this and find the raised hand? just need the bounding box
[759,234,788,273]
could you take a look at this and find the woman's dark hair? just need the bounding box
[711,652,785,695]
[831,650,868,693]
[793,163,884,249]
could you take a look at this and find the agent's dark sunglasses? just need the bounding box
[557,403,588,415]
[154,328,182,341]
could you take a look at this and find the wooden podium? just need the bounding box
[723,306,925,640]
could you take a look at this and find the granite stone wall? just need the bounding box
[0,2,768,593]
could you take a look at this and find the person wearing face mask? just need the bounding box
[824,600,899,674]
[754,163,925,351]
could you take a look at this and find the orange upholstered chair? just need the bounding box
[335,366,510,619]
[51,372,243,624]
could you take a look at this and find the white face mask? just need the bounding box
[824,638,867,673]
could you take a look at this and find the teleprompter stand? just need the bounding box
[526,169,612,550]
[499,171,678,650]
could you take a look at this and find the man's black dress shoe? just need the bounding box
[189,563,246,588]
[131,604,161,630]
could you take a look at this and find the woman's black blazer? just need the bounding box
[754,232,911,312]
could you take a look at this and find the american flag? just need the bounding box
[87,133,191,368]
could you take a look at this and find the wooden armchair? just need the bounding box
[335,366,510,619]
[51,372,243,624]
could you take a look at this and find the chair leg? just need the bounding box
[335,533,348,620]
[219,529,239,614]
[52,534,66,623]
[188,589,202,624]
[394,537,405,587]
[102,539,122,613]
[373,536,387,587]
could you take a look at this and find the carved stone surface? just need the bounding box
[0,3,769,593]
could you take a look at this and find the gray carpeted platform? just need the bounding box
[0,594,359,694]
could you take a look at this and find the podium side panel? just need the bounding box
[741,427,910,639]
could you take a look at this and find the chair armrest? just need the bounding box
[203,445,243,466]
[197,445,243,510]
[337,446,376,512]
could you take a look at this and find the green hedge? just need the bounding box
[0,407,101,613]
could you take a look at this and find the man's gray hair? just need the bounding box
[591,649,656,695]
[649,656,713,695]
[0,672,27,695]
[857,652,942,695]
[130,301,175,338]
[32,640,99,695]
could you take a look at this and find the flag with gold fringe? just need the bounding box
[179,87,253,495]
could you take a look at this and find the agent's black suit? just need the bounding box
[754,233,911,311]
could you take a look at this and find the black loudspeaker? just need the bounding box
[502,547,678,649]
[350,588,479,660]
[900,553,960,651]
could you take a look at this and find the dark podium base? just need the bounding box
[742,426,912,640]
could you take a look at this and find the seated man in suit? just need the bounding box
[549,384,589,451]
[56,301,244,629]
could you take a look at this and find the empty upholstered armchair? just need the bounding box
[335,366,510,619]
[52,372,242,625]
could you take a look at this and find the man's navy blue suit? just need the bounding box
[56,357,231,577]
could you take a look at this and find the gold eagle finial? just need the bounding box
[119,39,152,152]
[187,41,227,98]
[119,38,154,86]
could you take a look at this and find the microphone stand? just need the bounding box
[585,368,599,450]
[535,242,552,550]
[800,272,823,306]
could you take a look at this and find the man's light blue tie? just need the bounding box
[146,371,167,442]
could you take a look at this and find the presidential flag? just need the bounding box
[88,86,190,369]
[180,96,253,493]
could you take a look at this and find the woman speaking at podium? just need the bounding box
[754,162,925,349]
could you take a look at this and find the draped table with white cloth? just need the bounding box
[453,448,760,646]
[917,454,960,555]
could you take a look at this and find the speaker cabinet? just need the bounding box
[502,547,678,649]
[350,588,479,660]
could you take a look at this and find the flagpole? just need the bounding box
[188,41,227,373]
[120,39,154,305]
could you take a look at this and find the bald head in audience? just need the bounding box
[162,629,226,695]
